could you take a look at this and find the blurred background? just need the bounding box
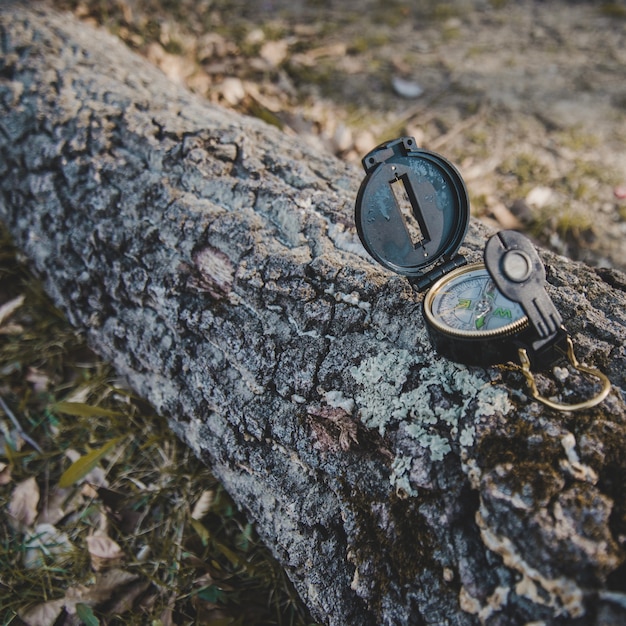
[56,0,626,271]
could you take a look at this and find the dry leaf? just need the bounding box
[0,294,25,326]
[290,42,346,67]
[61,384,93,405]
[220,77,246,106]
[81,483,99,499]
[9,476,40,527]
[108,579,151,614]
[0,322,24,335]
[488,202,523,230]
[63,569,140,613]
[391,76,424,99]
[0,461,11,485]
[25,367,51,393]
[87,531,125,571]
[259,39,288,67]
[93,567,139,594]
[18,598,64,626]
[94,486,143,534]
[145,41,193,84]
[159,602,176,626]
[526,185,555,209]
[23,523,74,569]
[191,490,215,520]
[38,485,83,526]
[307,405,359,452]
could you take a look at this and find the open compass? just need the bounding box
[355,136,610,411]
[423,263,528,365]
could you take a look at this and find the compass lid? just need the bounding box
[355,136,470,289]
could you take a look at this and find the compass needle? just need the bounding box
[425,264,527,346]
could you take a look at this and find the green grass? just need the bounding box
[0,223,317,625]
[599,2,626,19]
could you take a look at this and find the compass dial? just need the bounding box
[424,263,528,338]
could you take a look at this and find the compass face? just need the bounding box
[424,264,528,338]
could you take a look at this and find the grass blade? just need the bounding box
[76,602,100,626]
[53,402,124,418]
[59,437,125,488]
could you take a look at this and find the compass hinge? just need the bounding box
[361,137,418,173]
[409,255,468,292]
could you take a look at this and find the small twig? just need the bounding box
[428,105,488,151]
[0,394,43,453]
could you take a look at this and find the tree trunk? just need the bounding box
[2,4,626,624]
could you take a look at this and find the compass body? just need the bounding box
[354,137,535,366]
[423,263,530,365]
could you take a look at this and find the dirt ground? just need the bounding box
[62,0,626,271]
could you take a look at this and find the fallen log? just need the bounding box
[1,4,626,624]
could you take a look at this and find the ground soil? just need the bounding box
[60,0,626,270]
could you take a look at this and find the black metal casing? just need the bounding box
[355,137,564,368]
[355,137,470,290]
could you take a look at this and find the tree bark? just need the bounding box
[2,4,626,625]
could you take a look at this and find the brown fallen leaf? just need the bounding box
[64,569,140,612]
[259,39,288,67]
[488,202,523,230]
[86,531,125,571]
[191,490,215,520]
[8,476,40,527]
[108,579,151,614]
[95,485,143,534]
[0,293,25,326]
[0,461,11,485]
[38,485,84,526]
[19,569,142,625]
[159,607,175,626]
[0,322,24,335]
[25,367,52,393]
[18,598,65,626]
[307,405,359,452]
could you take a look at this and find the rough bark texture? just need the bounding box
[2,4,626,625]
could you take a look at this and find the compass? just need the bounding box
[354,137,611,411]
[423,263,529,366]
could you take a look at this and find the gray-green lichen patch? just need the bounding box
[389,455,418,497]
[345,335,513,495]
